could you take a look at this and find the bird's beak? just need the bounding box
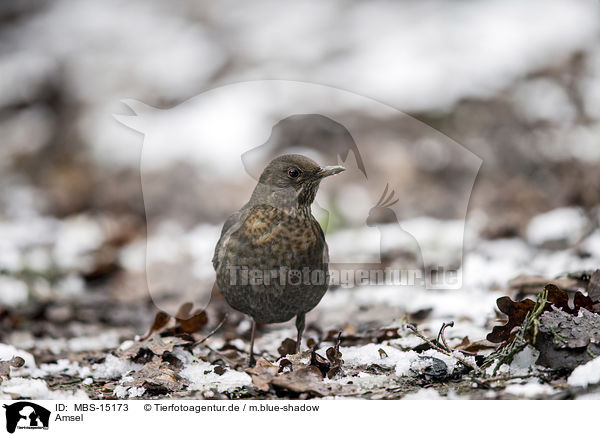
[316,165,345,178]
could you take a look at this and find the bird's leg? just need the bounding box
[248,319,256,367]
[295,313,305,354]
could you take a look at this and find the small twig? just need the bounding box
[407,324,447,354]
[470,369,561,386]
[436,321,454,353]
[406,323,482,375]
[194,314,228,347]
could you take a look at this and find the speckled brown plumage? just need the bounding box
[212,154,344,365]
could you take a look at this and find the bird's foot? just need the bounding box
[248,355,256,367]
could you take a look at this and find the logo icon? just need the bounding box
[3,402,50,433]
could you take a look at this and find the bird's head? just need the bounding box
[255,154,345,208]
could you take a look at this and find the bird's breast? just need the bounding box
[240,205,322,255]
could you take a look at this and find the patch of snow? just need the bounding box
[180,360,252,392]
[513,78,575,125]
[0,377,88,400]
[402,388,444,400]
[526,207,588,246]
[22,247,52,272]
[463,238,532,288]
[568,356,600,388]
[0,276,28,307]
[401,217,466,267]
[52,215,104,271]
[321,284,500,328]
[485,362,510,377]
[91,355,143,379]
[34,359,92,379]
[327,372,392,390]
[56,274,86,297]
[114,383,145,399]
[574,390,600,400]
[0,344,37,371]
[509,346,540,376]
[0,244,23,272]
[185,224,221,281]
[581,229,600,259]
[388,336,424,350]
[118,239,146,272]
[339,344,414,368]
[26,337,67,355]
[118,340,135,351]
[504,380,556,398]
[68,331,120,353]
[335,344,455,377]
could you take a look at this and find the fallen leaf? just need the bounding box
[271,366,327,397]
[454,337,497,354]
[0,356,25,382]
[124,357,185,395]
[246,358,278,391]
[176,302,194,320]
[277,338,297,357]
[140,311,171,341]
[325,332,344,378]
[177,310,208,334]
[119,333,190,363]
[487,284,596,344]
[310,349,330,377]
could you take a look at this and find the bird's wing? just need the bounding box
[212,209,247,272]
[312,216,329,265]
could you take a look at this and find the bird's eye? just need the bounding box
[288,168,300,178]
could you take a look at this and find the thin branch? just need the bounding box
[469,369,561,387]
[406,323,482,374]
[436,321,454,353]
[194,314,228,347]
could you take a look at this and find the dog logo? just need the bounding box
[3,402,50,433]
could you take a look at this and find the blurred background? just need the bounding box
[1,0,600,369]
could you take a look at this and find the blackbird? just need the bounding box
[213,154,345,365]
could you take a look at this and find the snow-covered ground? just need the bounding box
[1,204,599,399]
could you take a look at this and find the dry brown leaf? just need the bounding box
[140,311,171,341]
[277,338,297,357]
[126,357,185,395]
[271,366,327,396]
[119,333,190,363]
[0,356,25,382]
[487,284,596,344]
[454,337,497,354]
[246,358,278,391]
[177,309,208,334]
